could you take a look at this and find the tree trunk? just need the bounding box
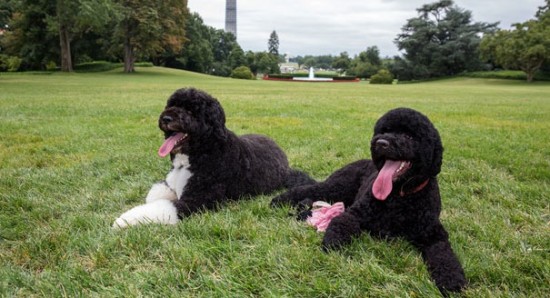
[526,71,534,82]
[59,24,73,72]
[123,35,135,73]
[522,60,543,82]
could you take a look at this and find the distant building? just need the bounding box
[279,63,299,73]
[225,0,237,38]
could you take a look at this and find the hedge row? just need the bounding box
[266,73,358,80]
[74,61,153,72]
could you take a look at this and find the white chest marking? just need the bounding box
[165,154,192,199]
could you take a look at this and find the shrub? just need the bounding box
[74,61,123,72]
[0,55,23,72]
[231,66,255,80]
[134,62,154,67]
[370,69,394,84]
[45,61,58,71]
[463,70,550,81]
[347,62,379,79]
[332,76,359,81]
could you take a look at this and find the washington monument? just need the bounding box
[225,0,237,38]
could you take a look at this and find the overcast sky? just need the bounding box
[188,0,545,57]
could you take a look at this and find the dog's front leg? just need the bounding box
[420,239,467,295]
[412,223,467,295]
[173,184,226,217]
[321,211,362,251]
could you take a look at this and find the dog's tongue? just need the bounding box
[158,133,184,157]
[372,160,402,200]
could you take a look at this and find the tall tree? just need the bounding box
[255,51,280,75]
[480,3,550,82]
[209,28,240,76]
[332,52,351,73]
[1,0,59,70]
[536,0,549,18]
[347,46,382,78]
[361,46,381,66]
[0,0,14,30]
[176,12,213,73]
[268,30,279,56]
[395,0,497,79]
[50,0,118,71]
[113,0,188,73]
[228,44,245,69]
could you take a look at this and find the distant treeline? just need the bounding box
[1,0,549,81]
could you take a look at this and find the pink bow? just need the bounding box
[306,201,345,232]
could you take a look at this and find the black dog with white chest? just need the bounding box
[271,108,467,295]
[114,88,314,228]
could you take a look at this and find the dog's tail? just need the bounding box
[285,168,317,188]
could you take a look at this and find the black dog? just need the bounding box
[114,88,314,228]
[271,108,466,294]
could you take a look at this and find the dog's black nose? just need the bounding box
[161,115,173,124]
[376,139,390,149]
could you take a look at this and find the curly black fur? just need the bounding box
[161,88,315,216]
[271,108,466,295]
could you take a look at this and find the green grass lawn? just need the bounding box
[1,67,549,297]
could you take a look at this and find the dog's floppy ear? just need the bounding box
[429,130,443,176]
[416,112,443,177]
[203,98,227,140]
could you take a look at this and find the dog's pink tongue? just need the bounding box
[372,160,401,200]
[158,133,184,157]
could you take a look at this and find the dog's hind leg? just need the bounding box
[285,169,317,188]
[271,160,371,208]
[112,199,179,228]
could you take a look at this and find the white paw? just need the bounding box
[112,199,179,229]
[145,182,177,203]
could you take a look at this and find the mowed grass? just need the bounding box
[0,67,549,297]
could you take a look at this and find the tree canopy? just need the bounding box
[54,0,118,71]
[113,0,188,73]
[394,0,497,80]
[268,30,279,56]
[1,0,548,80]
[480,0,550,81]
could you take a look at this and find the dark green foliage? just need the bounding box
[0,54,22,71]
[230,66,255,80]
[369,69,394,84]
[394,0,498,80]
[293,55,334,69]
[464,70,550,81]
[0,0,59,70]
[112,0,188,73]
[332,52,351,73]
[346,46,383,78]
[170,13,213,73]
[331,76,358,81]
[480,3,550,82]
[254,51,280,75]
[268,30,279,56]
[347,61,379,78]
[74,61,123,72]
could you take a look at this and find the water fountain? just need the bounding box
[292,67,333,82]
